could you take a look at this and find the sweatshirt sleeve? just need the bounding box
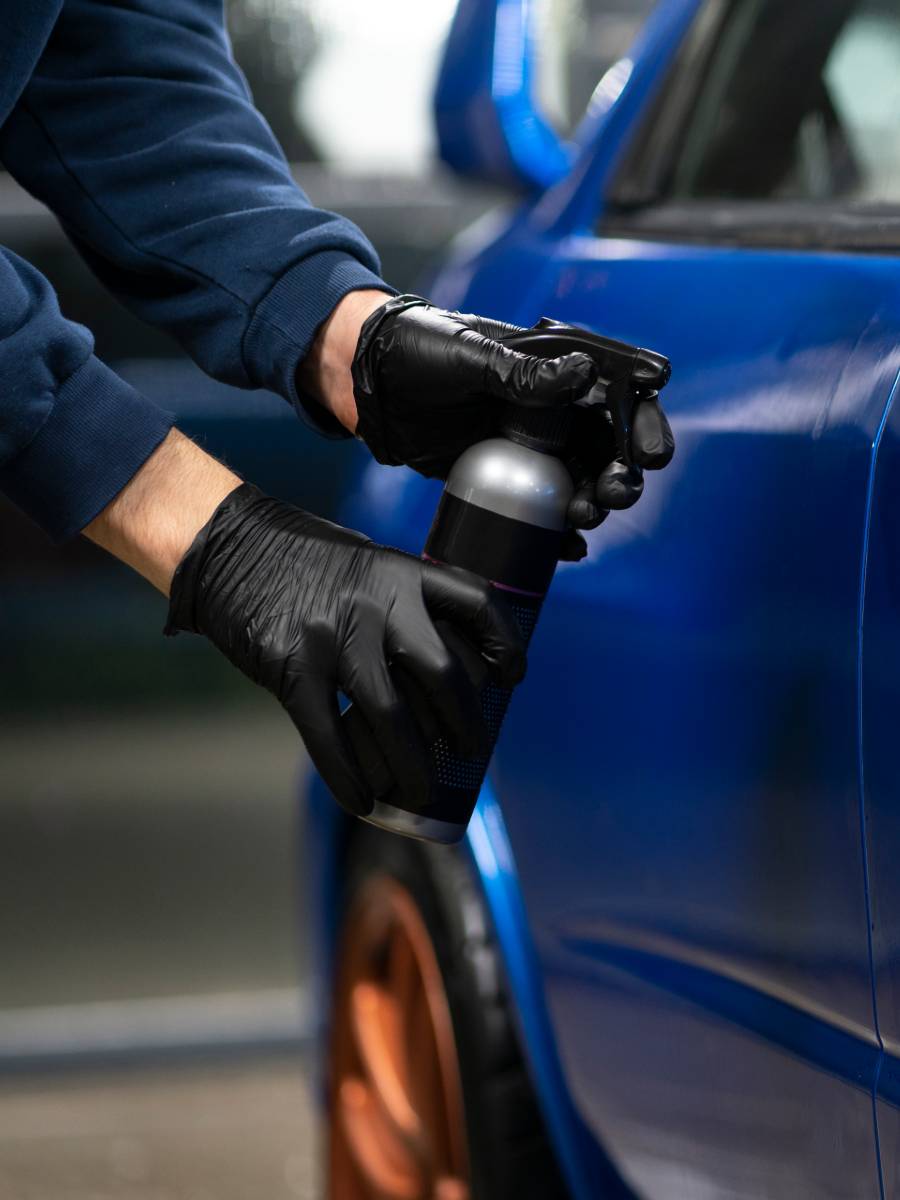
[0,0,393,434]
[0,247,174,542]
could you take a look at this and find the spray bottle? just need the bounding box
[347,320,671,843]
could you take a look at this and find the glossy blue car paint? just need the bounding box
[860,366,900,1197]
[305,1,900,1195]
[466,784,639,1200]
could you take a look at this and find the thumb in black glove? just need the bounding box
[165,484,526,817]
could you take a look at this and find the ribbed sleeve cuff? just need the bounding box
[242,250,394,438]
[0,355,174,543]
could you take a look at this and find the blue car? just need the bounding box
[304,1,900,1196]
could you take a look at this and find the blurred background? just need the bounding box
[0,2,651,1196]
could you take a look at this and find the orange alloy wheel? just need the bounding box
[328,874,471,1200]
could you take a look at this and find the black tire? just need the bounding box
[336,825,571,1200]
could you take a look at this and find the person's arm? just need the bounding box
[299,289,387,432]
[83,429,240,595]
[0,246,174,542]
[0,0,673,540]
[0,0,392,432]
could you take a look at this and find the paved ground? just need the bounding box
[0,1056,321,1200]
[0,708,308,1010]
[0,709,322,1196]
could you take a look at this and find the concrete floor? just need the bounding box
[0,1056,321,1200]
[0,708,308,1011]
[0,707,322,1196]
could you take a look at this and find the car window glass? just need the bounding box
[670,0,900,204]
[824,5,900,200]
[538,0,657,134]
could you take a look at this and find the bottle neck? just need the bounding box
[500,402,573,456]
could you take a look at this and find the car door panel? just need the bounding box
[344,239,896,1195]
[447,239,897,1197]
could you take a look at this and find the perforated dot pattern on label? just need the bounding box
[433,596,542,794]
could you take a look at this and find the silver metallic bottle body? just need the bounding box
[362,436,574,844]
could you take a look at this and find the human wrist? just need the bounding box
[83,428,242,596]
[299,288,390,433]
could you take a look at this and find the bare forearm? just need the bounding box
[84,429,241,595]
[85,288,387,592]
[300,289,389,432]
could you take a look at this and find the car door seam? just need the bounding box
[857,363,900,1200]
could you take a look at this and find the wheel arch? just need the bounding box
[301,772,635,1200]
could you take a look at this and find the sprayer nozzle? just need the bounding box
[633,349,671,390]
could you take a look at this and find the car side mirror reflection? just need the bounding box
[434,0,575,193]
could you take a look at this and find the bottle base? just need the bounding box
[360,798,468,844]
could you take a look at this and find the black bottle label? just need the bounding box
[423,588,544,825]
[425,492,561,596]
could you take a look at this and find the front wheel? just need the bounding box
[327,827,570,1200]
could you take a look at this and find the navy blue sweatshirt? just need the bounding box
[0,0,389,541]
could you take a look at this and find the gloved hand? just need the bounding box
[351,295,675,558]
[165,483,526,816]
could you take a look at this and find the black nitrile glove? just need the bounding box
[352,296,675,560]
[165,484,526,817]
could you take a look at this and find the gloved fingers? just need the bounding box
[434,620,490,691]
[567,478,610,530]
[467,330,598,409]
[559,529,590,562]
[285,682,373,817]
[421,563,526,689]
[343,702,395,799]
[564,400,617,473]
[632,394,675,469]
[389,613,489,759]
[344,656,435,811]
[390,665,443,748]
[455,311,528,343]
[595,460,645,510]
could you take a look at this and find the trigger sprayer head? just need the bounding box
[496,320,672,458]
